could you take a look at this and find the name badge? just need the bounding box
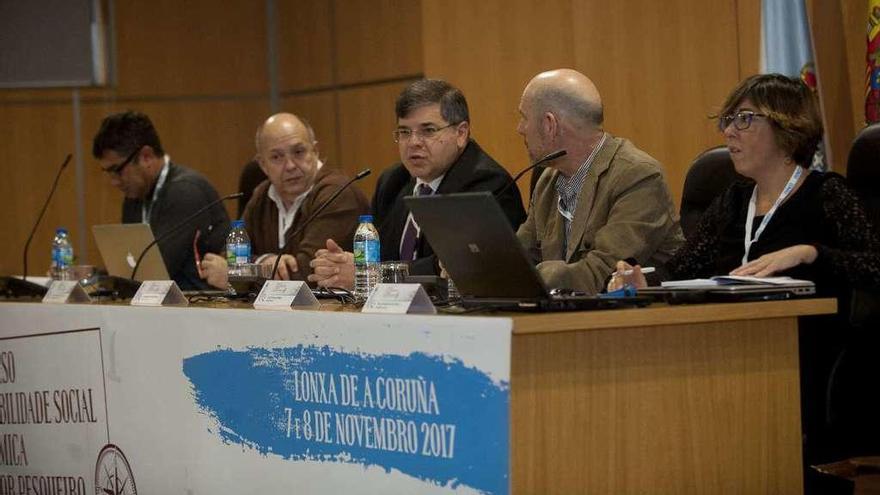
[131,280,188,307]
[362,283,436,314]
[254,280,320,310]
[42,280,91,304]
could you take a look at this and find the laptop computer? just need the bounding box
[92,223,170,281]
[638,282,816,303]
[404,192,650,311]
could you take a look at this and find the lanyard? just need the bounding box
[142,158,170,223]
[742,166,803,264]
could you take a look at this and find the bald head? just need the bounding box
[523,69,603,129]
[256,113,316,152]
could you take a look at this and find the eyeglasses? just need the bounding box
[392,123,457,143]
[718,111,768,131]
[101,147,141,176]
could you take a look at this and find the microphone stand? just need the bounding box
[0,154,71,298]
[495,149,567,197]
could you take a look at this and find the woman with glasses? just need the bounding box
[612,73,880,297]
[611,73,880,490]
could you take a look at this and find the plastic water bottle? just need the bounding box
[226,220,251,276]
[354,215,380,301]
[51,227,74,280]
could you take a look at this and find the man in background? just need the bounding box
[93,111,229,290]
[199,113,368,288]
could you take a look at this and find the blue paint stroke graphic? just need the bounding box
[182,346,509,494]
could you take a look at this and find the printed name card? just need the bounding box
[42,280,91,304]
[362,283,436,314]
[131,280,188,306]
[254,280,320,310]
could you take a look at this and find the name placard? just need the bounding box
[254,280,320,310]
[131,280,188,307]
[42,280,91,304]
[362,283,436,314]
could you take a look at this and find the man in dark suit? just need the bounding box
[308,79,526,288]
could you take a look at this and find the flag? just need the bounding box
[866,0,880,124]
[762,0,825,169]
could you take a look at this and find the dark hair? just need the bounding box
[719,74,822,167]
[92,111,165,158]
[395,79,469,124]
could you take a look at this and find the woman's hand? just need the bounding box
[730,244,818,277]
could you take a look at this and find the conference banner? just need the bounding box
[0,303,512,494]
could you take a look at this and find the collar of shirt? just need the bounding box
[413,174,445,195]
[266,160,323,250]
[555,132,607,214]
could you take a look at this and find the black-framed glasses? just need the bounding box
[101,146,141,176]
[718,111,768,132]
[392,123,457,143]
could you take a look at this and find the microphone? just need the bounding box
[496,149,566,197]
[269,169,371,280]
[130,192,243,280]
[23,154,72,282]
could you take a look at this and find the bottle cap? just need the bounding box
[56,227,68,235]
[231,220,245,228]
[358,215,373,223]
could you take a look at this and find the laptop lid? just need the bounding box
[92,223,170,281]
[404,192,549,301]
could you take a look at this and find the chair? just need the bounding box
[237,159,267,219]
[679,145,744,240]
[847,123,880,227]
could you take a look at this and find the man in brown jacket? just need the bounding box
[200,113,368,288]
[516,69,684,294]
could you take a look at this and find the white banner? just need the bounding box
[0,303,511,494]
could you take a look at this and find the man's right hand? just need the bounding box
[308,238,355,289]
[200,253,229,289]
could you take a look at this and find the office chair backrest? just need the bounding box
[679,146,744,240]
[237,159,267,219]
[846,123,880,228]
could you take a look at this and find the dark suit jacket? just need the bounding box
[122,162,230,290]
[372,139,526,275]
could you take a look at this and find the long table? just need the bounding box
[0,298,836,494]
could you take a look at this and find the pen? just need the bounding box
[615,266,655,276]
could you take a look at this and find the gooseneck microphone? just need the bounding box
[496,149,567,197]
[269,168,372,280]
[130,192,243,280]
[23,154,72,281]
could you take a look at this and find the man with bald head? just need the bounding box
[516,68,683,293]
[200,113,368,288]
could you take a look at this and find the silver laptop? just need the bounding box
[92,224,169,281]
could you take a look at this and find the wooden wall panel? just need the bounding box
[807,0,856,172]
[114,0,268,96]
[281,92,340,169]
[0,104,78,277]
[573,0,743,206]
[334,0,423,84]
[736,0,762,78]
[422,0,575,204]
[79,99,270,268]
[337,82,411,197]
[277,0,335,91]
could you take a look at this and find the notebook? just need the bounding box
[92,223,170,281]
[404,192,650,311]
[639,275,815,303]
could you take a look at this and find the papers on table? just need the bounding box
[661,275,813,288]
